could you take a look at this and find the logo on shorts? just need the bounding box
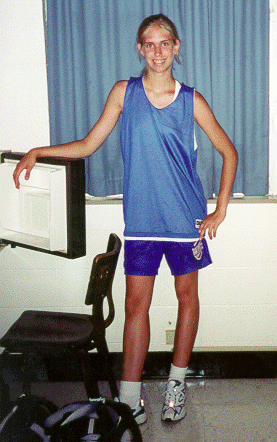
[192,240,203,261]
[195,219,203,229]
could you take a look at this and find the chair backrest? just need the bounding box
[85,233,122,328]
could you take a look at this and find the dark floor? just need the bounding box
[1,351,277,441]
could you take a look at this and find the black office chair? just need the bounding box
[0,233,122,405]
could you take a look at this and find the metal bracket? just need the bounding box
[0,240,8,252]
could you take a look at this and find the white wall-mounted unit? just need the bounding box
[0,152,86,259]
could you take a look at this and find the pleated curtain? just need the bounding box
[46,0,269,197]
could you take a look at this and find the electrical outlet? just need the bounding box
[166,329,175,345]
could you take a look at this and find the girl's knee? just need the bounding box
[175,287,199,305]
[175,274,199,304]
[125,274,154,318]
[125,294,150,318]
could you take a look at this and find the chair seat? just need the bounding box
[0,310,103,349]
[0,234,121,402]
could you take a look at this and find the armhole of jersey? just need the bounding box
[194,131,198,151]
[121,78,132,115]
[193,88,198,151]
[174,80,182,100]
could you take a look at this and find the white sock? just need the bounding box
[168,364,188,384]
[119,381,142,408]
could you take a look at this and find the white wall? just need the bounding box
[0,1,49,153]
[1,200,277,352]
[0,1,277,352]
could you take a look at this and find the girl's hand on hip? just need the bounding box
[198,210,226,241]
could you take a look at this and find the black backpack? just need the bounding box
[0,394,58,442]
[0,395,142,442]
[45,398,142,442]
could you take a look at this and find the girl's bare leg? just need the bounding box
[122,274,156,381]
[172,270,199,368]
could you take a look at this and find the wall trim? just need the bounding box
[1,351,276,384]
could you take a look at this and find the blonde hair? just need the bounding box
[137,14,181,75]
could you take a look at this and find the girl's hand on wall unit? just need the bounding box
[13,149,38,189]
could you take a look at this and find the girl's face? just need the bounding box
[138,24,180,74]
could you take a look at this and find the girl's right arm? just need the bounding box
[13,80,128,188]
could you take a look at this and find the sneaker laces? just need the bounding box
[162,380,186,407]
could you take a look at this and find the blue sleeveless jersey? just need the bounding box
[120,77,207,240]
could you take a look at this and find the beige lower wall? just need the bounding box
[1,200,276,353]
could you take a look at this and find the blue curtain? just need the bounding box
[46,0,269,197]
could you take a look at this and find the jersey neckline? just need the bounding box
[141,77,182,110]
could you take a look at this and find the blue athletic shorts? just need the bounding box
[124,239,212,276]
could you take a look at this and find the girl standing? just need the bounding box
[13,14,237,424]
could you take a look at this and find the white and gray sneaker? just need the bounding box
[161,379,187,422]
[131,399,147,425]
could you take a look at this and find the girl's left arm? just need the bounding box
[194,91,238,240]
